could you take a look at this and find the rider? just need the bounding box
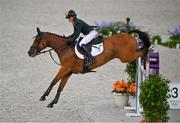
[65,10,98,65]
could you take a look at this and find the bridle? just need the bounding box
[32,34,69,66]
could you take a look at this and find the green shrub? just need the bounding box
[166,35,180,48]
[163,26,180,48]
[140,75,170,122]
[125,61,136,82]
[100,27,117,36]
[151,35,162,44]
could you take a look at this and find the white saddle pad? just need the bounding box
[75,43,104,59]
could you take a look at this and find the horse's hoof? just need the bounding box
[47,103,54,108]
[39,96,46,101]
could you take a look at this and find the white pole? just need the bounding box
[176,43,180,49]
[136,55,145,115]
[125,39,145,116]
[125,57,143,117]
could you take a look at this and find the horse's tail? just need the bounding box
[128,30,151,59]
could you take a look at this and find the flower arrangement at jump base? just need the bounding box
[128,82,136,96]
[112,80,129,108]
[112,80,136,95]
[127,82,136,107]
[112,80,136,108]
[112,80,128,94]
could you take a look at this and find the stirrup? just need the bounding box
[82,64,96,73]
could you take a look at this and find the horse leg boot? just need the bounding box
[47,73,72,108]
[81,44,95,65]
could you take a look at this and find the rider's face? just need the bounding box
[68,17,74,23]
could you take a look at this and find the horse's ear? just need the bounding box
[37,27,41,35]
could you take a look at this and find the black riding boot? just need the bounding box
[81,44,95,65]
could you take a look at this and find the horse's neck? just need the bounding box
[45,32,67,49]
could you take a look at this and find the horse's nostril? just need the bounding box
[28,48,36,57]
[28,50,31,56]
[28,50,32,56]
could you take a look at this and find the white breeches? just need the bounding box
[79,30,98,46]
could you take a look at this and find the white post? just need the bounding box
[125,38,147,116]
[154,40,158,45]
[136,57,143,115]
[124,38,147,116]
[125,57,144,116]
[176,43,180,49]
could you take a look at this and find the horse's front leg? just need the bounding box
[47,72,72,108]
[39,67,70,101]
[39,78,58,101]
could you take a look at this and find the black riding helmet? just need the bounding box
[65,10,77,19]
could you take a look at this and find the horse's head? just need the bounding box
[28,27,47,57]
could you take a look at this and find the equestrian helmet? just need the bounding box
[65,10,77,19]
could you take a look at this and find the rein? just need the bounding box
[37,48,60,65]
[49,50,61,65]
[37,44,69,66]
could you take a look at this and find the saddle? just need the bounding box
[75,35,104,59]
[75,35,104,73]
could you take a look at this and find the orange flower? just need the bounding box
[128,82,136,96]
[112,80,128,93]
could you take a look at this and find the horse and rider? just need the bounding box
[28,10,151,108]
[65,10,98,66]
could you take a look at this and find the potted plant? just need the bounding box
[161,26,180,48]
[124,60,137,107]
[127,82,136,107]
[151,35,162,45]
[112,80,129,108]
[139,75,170,122]
[95,17,137,37]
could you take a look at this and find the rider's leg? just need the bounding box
[80,30,98,65]
[81,44,95,65]
[79,30,98,46]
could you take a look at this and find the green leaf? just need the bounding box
[139,75,170,122]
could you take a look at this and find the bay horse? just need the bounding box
[28,27,150,108]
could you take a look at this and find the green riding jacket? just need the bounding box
[67,18,94,43]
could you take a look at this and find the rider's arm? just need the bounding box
[67,26,75,39]
[68,23,81,43]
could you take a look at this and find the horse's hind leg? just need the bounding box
[129,51,144,62]
[47,72,72,108]
[40,67,71,101]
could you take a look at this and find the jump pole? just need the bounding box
[125,40,146,116]
[125,55,145,116]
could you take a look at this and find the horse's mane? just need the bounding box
[46,32,65,39]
